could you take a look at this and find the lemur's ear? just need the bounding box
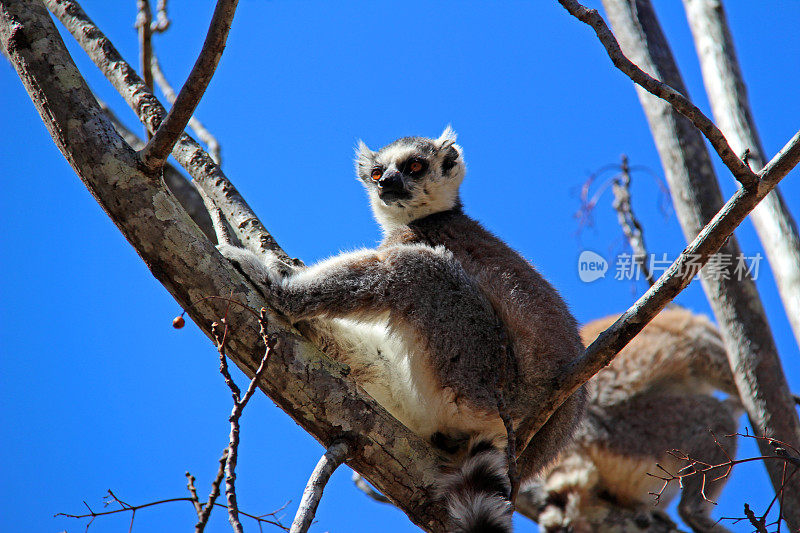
[354,140,375,172]
[436,126,463,176]
[435,125,458,151]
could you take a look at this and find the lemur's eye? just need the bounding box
[370,167,383,181]
[405,158,425,175]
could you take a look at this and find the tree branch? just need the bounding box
[45,0,295,265]
[140,0,238,169]
[94,95,216,242]
[152,52,221,164]
[290,441,350,533]
[556,0,758,188]
[682,0,800,349]
[135,0,154,137]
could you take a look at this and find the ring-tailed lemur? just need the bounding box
[522,308,740,533]
[218,127,587,532]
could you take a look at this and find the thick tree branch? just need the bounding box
[0,3,448,530]
[589,0,800,526]
[45,0,295,265]
[290,441,350,533]
[682,0,800,348]
[95,96,216,242]
[556,0,758,188]
[140,0,238,169]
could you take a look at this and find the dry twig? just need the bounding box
[611,155,655,286]
[55,488,288,531]
[213,307,276,532]
[649,431,800,533]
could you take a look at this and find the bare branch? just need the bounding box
[135,0,153,93]
[152,53,221,164]
[223,308,275,533]
[186,472,202,516]
[290,441,350,533]
[682,0,800,348]
[140,0,239,169]
[611,155,655,286]
[45,0,295,264]
[56,488,288,531]
[556,0,758,188]
[196,450,229,532]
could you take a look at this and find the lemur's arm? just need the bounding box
[217,242,490,324]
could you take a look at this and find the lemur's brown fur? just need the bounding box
[528,308,739,533]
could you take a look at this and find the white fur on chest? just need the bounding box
[327,316,502,440]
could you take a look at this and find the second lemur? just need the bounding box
[218,128,587,532]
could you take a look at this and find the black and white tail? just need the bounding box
[439,440,514,533]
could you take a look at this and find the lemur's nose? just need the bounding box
[378,170,403,190]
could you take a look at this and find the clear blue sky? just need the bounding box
[1,2,798,532]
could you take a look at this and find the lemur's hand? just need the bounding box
[216,244,293,289]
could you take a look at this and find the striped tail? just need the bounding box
[438,440,514,533]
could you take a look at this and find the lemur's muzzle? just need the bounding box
[377,170,411,202]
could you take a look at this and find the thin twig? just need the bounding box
[290,441,350,533]
[152,53,221,164]
[217,307,276,533]
[611,155,655,286]
[186,472,202,517]
[140,0,239,169]
[195,449,229,532]
[556,0,757,188]
[56,489,288,531]
[135,0,153,92]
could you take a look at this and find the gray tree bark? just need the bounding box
[682,0,800,349]
[600,0,800,527]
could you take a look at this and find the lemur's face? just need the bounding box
[355,127,465,231]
